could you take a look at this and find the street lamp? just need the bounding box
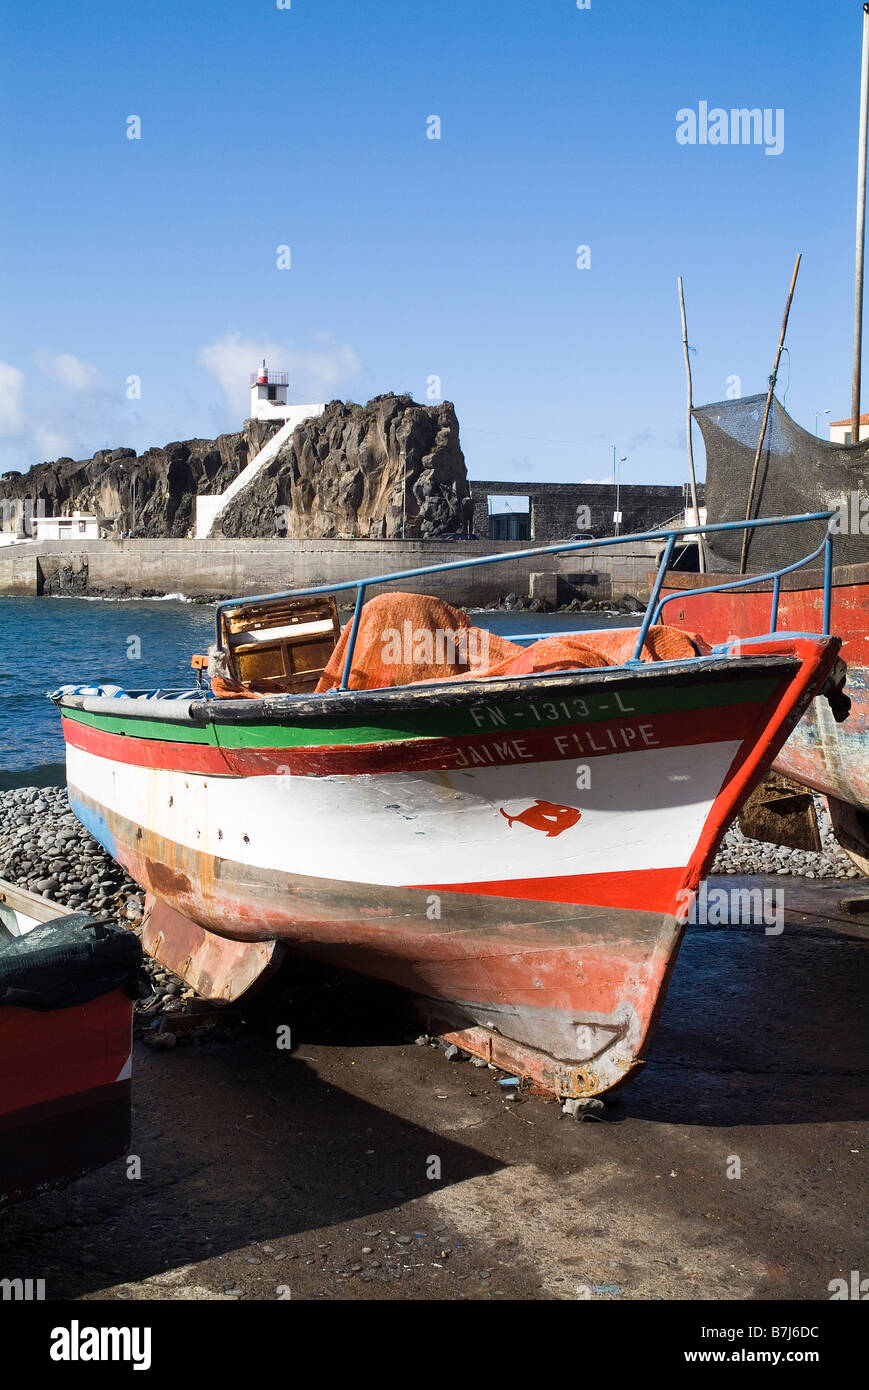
[613,453,627,537]
[814,409,830,438]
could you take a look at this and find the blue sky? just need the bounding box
[0,0,863,486]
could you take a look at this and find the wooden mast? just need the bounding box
[852,3,869,444]
[739,253,802,574]
[677,277,705,572]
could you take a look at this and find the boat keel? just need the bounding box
[141,895,285,1003]
[826,796,869,877]
[435,1021,643,1098]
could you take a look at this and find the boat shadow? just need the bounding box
[275,907,869,1129]
[621,906,869,1126]
[0,985,505,1299]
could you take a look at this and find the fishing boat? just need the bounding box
[0,879,140,1205]
[658,393,868,872]
[51,515,848,1098]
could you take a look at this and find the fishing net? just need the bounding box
[313,593,710,692]
[693,393,869,573]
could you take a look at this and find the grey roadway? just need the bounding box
[0,876,866,1302]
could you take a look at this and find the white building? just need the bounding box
[249,361,324,425]
[829,413,869,444]
[194,363,325,538]
[34,511,100,541]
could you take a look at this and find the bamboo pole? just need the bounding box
[852,3,869,442]
[739,252,802,574]
[678,277,705,572]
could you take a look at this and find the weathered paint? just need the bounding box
[65,738,744,902]
[0,879,134,1206]
[59,639,840,1095]
[659,570,868,820]
[141,896,284,1002]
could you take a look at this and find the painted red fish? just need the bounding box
[499,800,582,837]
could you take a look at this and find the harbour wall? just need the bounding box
[0,537,666,606]
[471,481,698,540]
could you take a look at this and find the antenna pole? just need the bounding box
[678,276,705,572]
[852,3,869,443]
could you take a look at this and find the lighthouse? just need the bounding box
[250,359,291,419]
[193,366,327,535]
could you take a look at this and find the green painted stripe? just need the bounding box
[214,678,778,748]
[62,708,217,745]
[61,675,779,749]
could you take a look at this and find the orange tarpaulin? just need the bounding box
[313,591,711,693]
[210,591,711,698]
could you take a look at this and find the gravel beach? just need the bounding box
[0,785,190,1027]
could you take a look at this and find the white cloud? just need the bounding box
[0,361,25,434]
[196,331,366,418]
[0,354,125,472]
[582,475,614,484]
[35,351,101,391]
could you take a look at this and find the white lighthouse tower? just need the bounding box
[250,359,291,419]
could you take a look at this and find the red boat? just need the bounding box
[0,879,141,1206]
[659,562,867,870]
[659,393,868,872]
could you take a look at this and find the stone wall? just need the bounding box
[0,549,38,596]
[471,480,703,541]
[1,536,665,607]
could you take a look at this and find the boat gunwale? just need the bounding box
[0,877,68,924]
[55,650,807,728]
[659,559,869,593]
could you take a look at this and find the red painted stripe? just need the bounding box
[0,991,132,1115]
[63,716,231,775]
[413,865,686,913]
[64,703,757,777]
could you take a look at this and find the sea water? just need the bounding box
[0,597,637,787]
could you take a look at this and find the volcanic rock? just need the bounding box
[214,395,470,540]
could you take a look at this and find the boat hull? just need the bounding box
[59,646,839,1095]
[659,566,869,866]
[0,884,137,1206]
[0,994,133,1206]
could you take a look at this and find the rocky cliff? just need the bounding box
[214,395,469,539]
[0,396,468,540]
[0,419,280,538]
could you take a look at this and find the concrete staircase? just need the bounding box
[194,405,324,538]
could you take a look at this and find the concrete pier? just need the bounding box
[0,536,664,606]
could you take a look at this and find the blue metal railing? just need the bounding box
[651,525,836,636]
[214,512,837,692]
